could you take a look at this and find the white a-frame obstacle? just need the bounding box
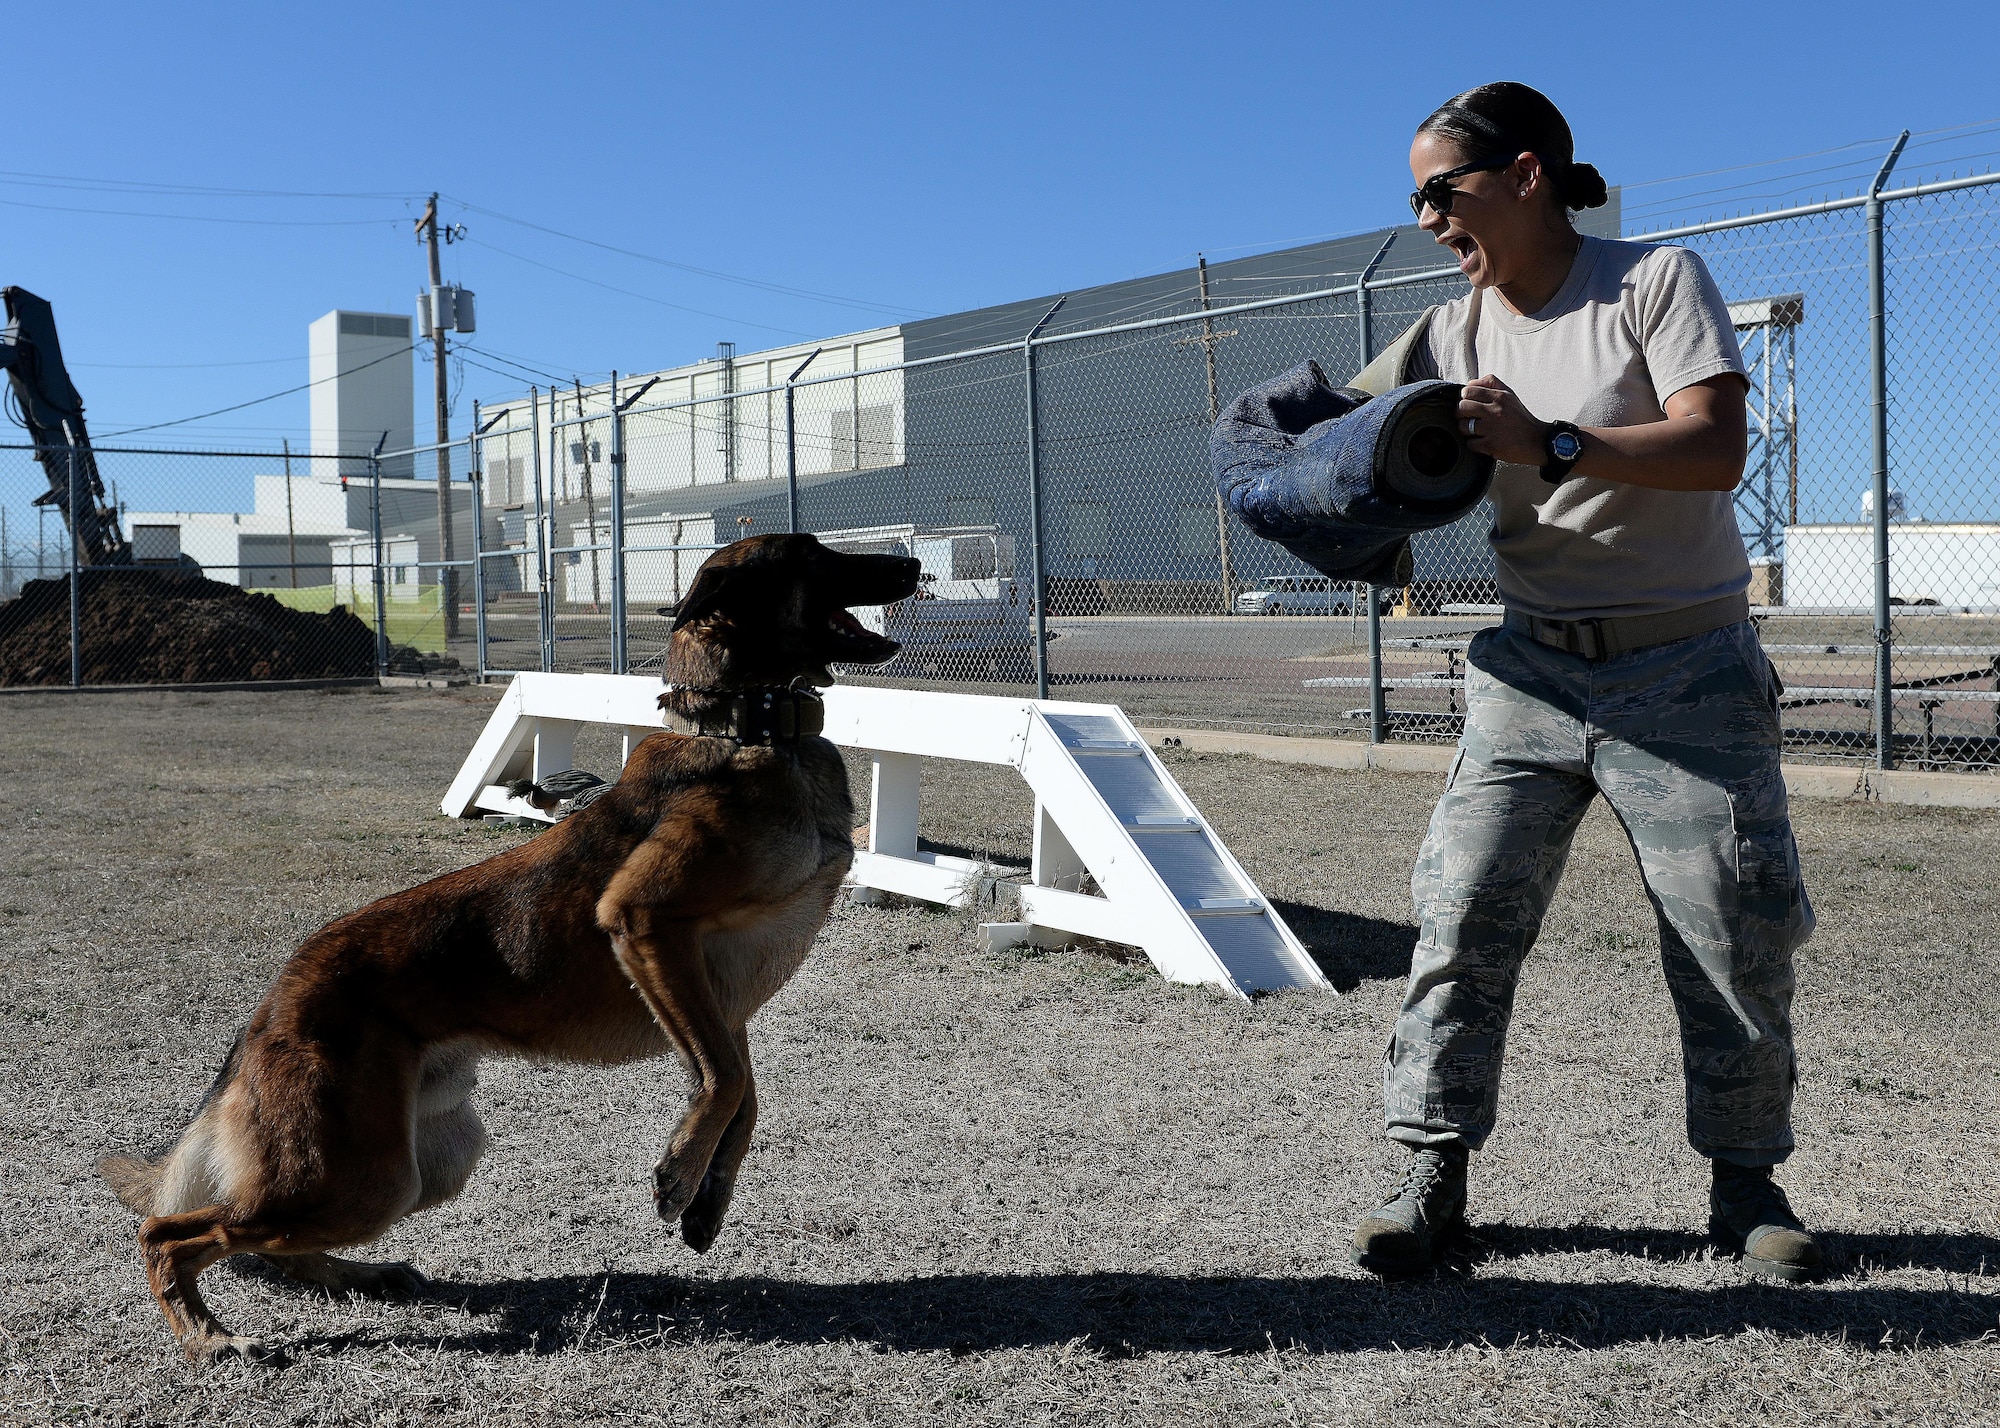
[442,674,1329,1000]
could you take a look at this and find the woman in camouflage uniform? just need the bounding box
[1349,83,1819,1282]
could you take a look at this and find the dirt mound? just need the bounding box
[0,570,376,685]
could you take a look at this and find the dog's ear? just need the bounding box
[670,562,747,631]
[672,535,815,630]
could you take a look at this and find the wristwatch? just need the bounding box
[1541,421,1585,484]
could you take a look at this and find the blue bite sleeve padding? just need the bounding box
[1211,360,1494,586]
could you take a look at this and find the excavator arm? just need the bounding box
[0,286,130,566]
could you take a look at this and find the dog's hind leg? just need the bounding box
[139,1208,290,1363]
[256,1049,474,1300]
[256,1252,428,1300]
[679,1028,756,1253]
[604,914,750,1224]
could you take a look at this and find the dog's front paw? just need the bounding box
[189,1332,280,1367]
[652,1159,703,1223]
[680,1169,733,1253]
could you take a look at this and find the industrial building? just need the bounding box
[124,471,467,590]
[468,202,1617,611]
[120,209,1650,610]
[121,309,466,596]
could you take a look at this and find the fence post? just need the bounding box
[608,372,627,674]
[1022,297,1067,701]
[1868,131,1908,771]
[1357,233,1394,745]
[369,437,389,679]
[784,348,822,535]
[66,437,81,688]
[470,403,489,685]
[530,386,554,672]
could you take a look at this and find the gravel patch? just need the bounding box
[2,686,1996,1425]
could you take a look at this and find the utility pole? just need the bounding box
[716,342,737,483]
[282,438,298,588]
[574,378,601,610]
[1194,256,1237,614]
[416,194,459,639]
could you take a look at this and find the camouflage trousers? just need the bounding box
[1385,619,1815,1166]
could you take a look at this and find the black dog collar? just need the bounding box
[658,686,826,745]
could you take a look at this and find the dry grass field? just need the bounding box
[2,685,1997,1426]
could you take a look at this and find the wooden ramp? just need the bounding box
[442,674,1329,1000]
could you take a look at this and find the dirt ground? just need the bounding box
[2,685,1997,1426]
[0,574,377,688]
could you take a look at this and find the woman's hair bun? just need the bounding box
[1562,161,1609,210]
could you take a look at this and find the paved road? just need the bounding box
[448,607,1998,757]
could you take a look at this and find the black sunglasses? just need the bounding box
[1409,153,1516,219]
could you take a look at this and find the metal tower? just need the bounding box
[1729,292,1804,559]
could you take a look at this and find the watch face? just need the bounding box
[1551,431,1583,461]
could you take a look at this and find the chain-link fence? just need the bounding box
[5,165,1996,772]
[0,438,476,686]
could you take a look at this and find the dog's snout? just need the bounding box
[844,552,920,603]
[886,556,921,600]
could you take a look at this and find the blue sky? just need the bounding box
[6,0,1998,449]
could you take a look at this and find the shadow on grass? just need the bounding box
[1467,1223,2000,1281]
[915,836,1029,871]
[1268,897,1416,991]
[343,1229,2000,1359]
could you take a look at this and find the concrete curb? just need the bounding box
[1138,725,2000,811]
[0,676,380,696]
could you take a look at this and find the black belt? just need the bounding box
[1503,592,1749,662]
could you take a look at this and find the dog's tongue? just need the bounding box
[829,608,867,636]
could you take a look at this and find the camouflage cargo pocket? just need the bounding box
[1734,820,1806,933]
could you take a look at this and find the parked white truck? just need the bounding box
[816,524,1038,679]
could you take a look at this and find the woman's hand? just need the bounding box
[1454,373,1748,492]
[1457,375,1548,467]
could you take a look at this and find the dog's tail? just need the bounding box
[98,1028,248,1219]
[97,1152,162,1216]
[504,769,611,816]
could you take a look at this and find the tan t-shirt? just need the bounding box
[1408,236,1751,620]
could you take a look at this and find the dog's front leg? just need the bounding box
[605,911,749,1224]
[679,1026,756,1252]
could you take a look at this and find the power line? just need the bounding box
[0,195,403,227]
[463,236,823,339]
[463,340,605,380]
[74,353,305,370]
[442,194,932,318]
[454,344,579,385]
[0,169,417,200]
[97,343,416,438]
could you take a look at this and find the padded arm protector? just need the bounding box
[1211,360,1493,586]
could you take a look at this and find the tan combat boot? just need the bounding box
[1710,1160,1822,1283]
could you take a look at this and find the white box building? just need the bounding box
[309,310,415,480]
[125,474,456,590]
[1783,523,2000,609]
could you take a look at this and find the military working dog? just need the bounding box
[99,533,921,1361]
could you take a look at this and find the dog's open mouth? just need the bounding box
[822,602,900,664]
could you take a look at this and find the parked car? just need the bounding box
[1234,575,1356,616]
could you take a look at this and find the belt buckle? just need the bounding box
[1537,616,1602,660]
